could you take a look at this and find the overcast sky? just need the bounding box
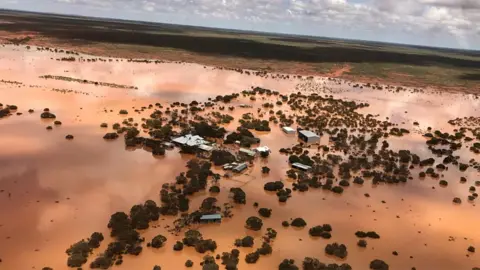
[2,0,480,50]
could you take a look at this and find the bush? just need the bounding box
[331,186,344,194]
[264,181,284,191]
[324,243,348,259]
[185,260,193,267]
[258,208,272,218]
[173,241,184,251]
[210,150,236,166]
[235,236,254,247]
[103,133,119,140]
[291,218,307,228]
[245,252,260,264]
[40,112,56,119]
[230,188,246,204]
[209,186,220,193]
[358,240,367,247]
[245,216,263,231]
[279,259,299,270]
[151,235,167,248]
[369,259,389,270]
[119,110,128,115]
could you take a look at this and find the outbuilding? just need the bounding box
[239,148,257,157]
[292,162,312,172]
[198,144,214,152]
[298,130,320,144]
[233,163,248,173]
[282,126,296,134]
[199,214,222,223]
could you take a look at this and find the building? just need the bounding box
[232,163,248,173]
[172,135,208,147]
[255,146,271,153]
[282,126,296,134]
[239,148,257,157]
[199,214,222,223]
[292,162,312,172]
[198,144,214,152]
[162,142,174,149]
[298,130,320,144]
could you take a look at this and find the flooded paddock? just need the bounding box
[0,45,479,270]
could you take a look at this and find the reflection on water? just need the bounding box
[0,45,479,270]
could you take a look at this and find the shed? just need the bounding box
[233,163,248,173]
[292,162,312,172]
[239,148,257,157]
[198,144,214,152]
[200,214,222,223]
[282,126,296,134]
[298,130,320,144]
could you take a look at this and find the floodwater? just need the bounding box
[0,45,479,270]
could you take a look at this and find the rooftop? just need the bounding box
[256,146,271,152]
[198,144,214,152]
[292,162,312,170]
[239,148,257,156]
[172,134,207,146]
[299,130,319,138]
[200,214,222,220]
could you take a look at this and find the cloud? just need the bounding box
[421,0,480,10]
[5,0,479,49]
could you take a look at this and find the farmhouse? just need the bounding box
[172,134,208,147]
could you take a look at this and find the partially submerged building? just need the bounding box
[255,146,271,153]
[232,163,248,173]
[239,148,257,157]
[199,214,222,223]
[298,130,320,144]
[172,134,208,147]
[292,162,312,172]
[282,126,296,134]
[198,144,214,152]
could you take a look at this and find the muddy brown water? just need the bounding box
[0,45,479,270]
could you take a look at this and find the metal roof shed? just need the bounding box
[292,162,312,171]
[239,148,257,157]
[233,163,248,173]
[198,144,214,152]
[282,126,296,134]
[200,214,222,223]
[298,130,320,144]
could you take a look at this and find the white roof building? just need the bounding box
[198,144,214,152]
[298,130,320,143]
[282,127,296,134]
[255,146,271,153]
[292,162,312,171]
[172,135,208,147]
[239,148,257,157]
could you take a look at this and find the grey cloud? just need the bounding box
[421,0,480,10]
